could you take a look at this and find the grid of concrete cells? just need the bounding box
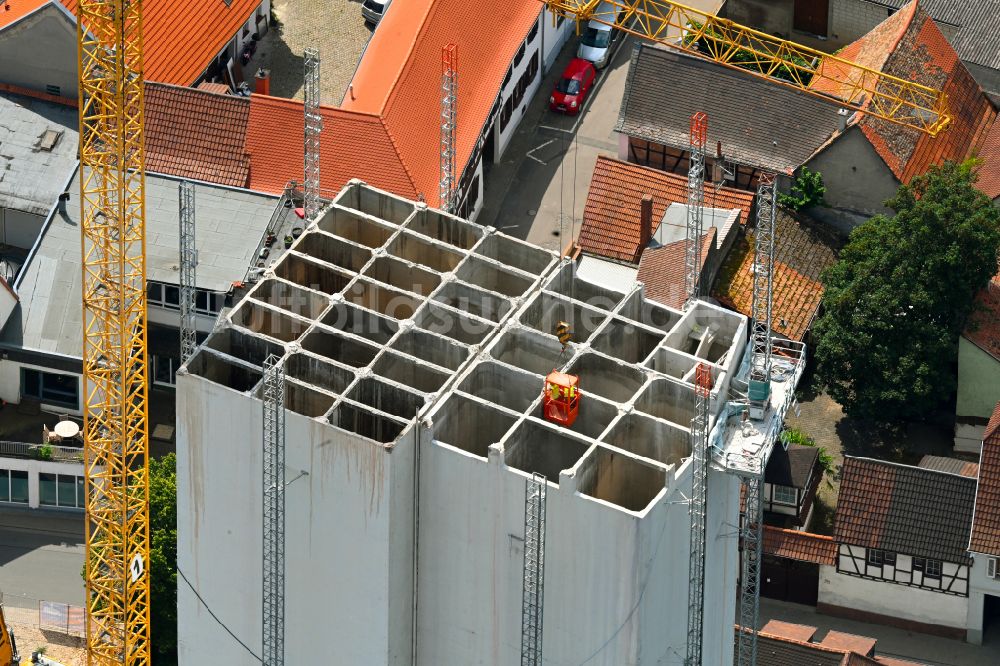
[187,181,745,512]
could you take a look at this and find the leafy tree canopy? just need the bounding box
[813,160,1000,421]
[149,453,177,664]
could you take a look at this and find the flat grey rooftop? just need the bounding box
[0,92,79,216]
[3,169,279,358]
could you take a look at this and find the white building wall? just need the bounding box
[0,360,81,416]
[967,553,1000,644]
[176,372,414,665]
[540,9,574,74]
[0,456,83,509]
[819,562,968,629]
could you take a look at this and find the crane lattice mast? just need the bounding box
[734,174,777,666]
[685,112,708,304]
[520,472,547,666]
[179,180,197,364]
[262,354,286,666]
[77,0,151,660]
[303,47,322,221]
[440,43,458,213]
[541,0,950,135]
[686,363,713,666]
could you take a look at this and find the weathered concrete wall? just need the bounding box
[966,554,1000,644]
[805,125,899,235]
[176,372,414,665]
[966,61,1000,99]
[0,6,78,99]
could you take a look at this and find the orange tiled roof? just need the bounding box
[341,0,543,206]
[712,210,839,342]
[244,94,418,199]
[811,2,996,186]
[964,272,1000,362]
[970,402,1000,556]
[580,157,755,264]
[61,0,260,86]
[0,0,54,32]
[763,526,837,565]
[637,230,714,309]
[976,119,1000,200]
[145,83,250,187]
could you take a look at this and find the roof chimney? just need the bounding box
[639,194,654,259]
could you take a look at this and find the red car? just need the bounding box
[549,58,596,114]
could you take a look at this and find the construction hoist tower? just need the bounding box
[262,354,287,666]
[685,363,713,666]
[77,0,151,660]
[303,47,322,221]
[684,111,708,305]
[440,43,458,213]
[178,180,197,364]
[520,472,547,666]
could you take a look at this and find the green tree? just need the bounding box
[149,453,177,664]
[813,160,1000,421]
[778,167,827,211]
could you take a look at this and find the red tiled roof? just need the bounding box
[61,0,260,86]
[969,402,1000,556]
[811,2,997,186]
[636,231,714,309]
[244,94,418,199]
[712,210,839,342]
[760,620,818,643]
[342,0,543,207]
[580,157,754,264]
[977,120,1000,200]
[0,0,54,32]
[763,526,837,565]
[145,83,250,187]
[821,631,877,657]
[964,272,1000,362]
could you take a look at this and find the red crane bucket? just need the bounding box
[542,371,580,427]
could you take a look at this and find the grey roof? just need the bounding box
[766,443,820,489]
[882,0,1000,70]
[918,454,979,477]
[835,457,976,564]
[616,44,843,175]
[0,92,78,216]
[651,203,740,248]
[3,169,278,358]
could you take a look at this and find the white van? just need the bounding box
[362,0,391,25]
[576,1,626,69]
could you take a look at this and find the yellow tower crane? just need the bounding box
[542,0,950,134]
[76,0,151,661]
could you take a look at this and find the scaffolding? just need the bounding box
[686,363,712,666]
[748,173,776,419]
[440,43,458,213]
[303,47,322,221]
[520,472,547,666]
[179,180,197,364]
[685,112,708,305]
[262,354,286,666]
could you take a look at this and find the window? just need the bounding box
[925,559,943,579]
[148,280,224,315]
[556,78,582,95]
[153,355,179,387]
[513,43,526,68]
[990,557,999,580]
[772,485,797,505]
[0,469,29,504]
[502,66,512,89]
[21,369,79,409]
[581,26,611,48]
[46,85,61,96]
[39,472,84,508]
[868,549,885,566]
[527,21,539,44]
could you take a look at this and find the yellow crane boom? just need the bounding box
[542,0,950,136]
[77,0,151,661]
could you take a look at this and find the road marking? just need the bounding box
[526,139,556,164]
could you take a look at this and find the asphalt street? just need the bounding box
[0,509,85,609]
